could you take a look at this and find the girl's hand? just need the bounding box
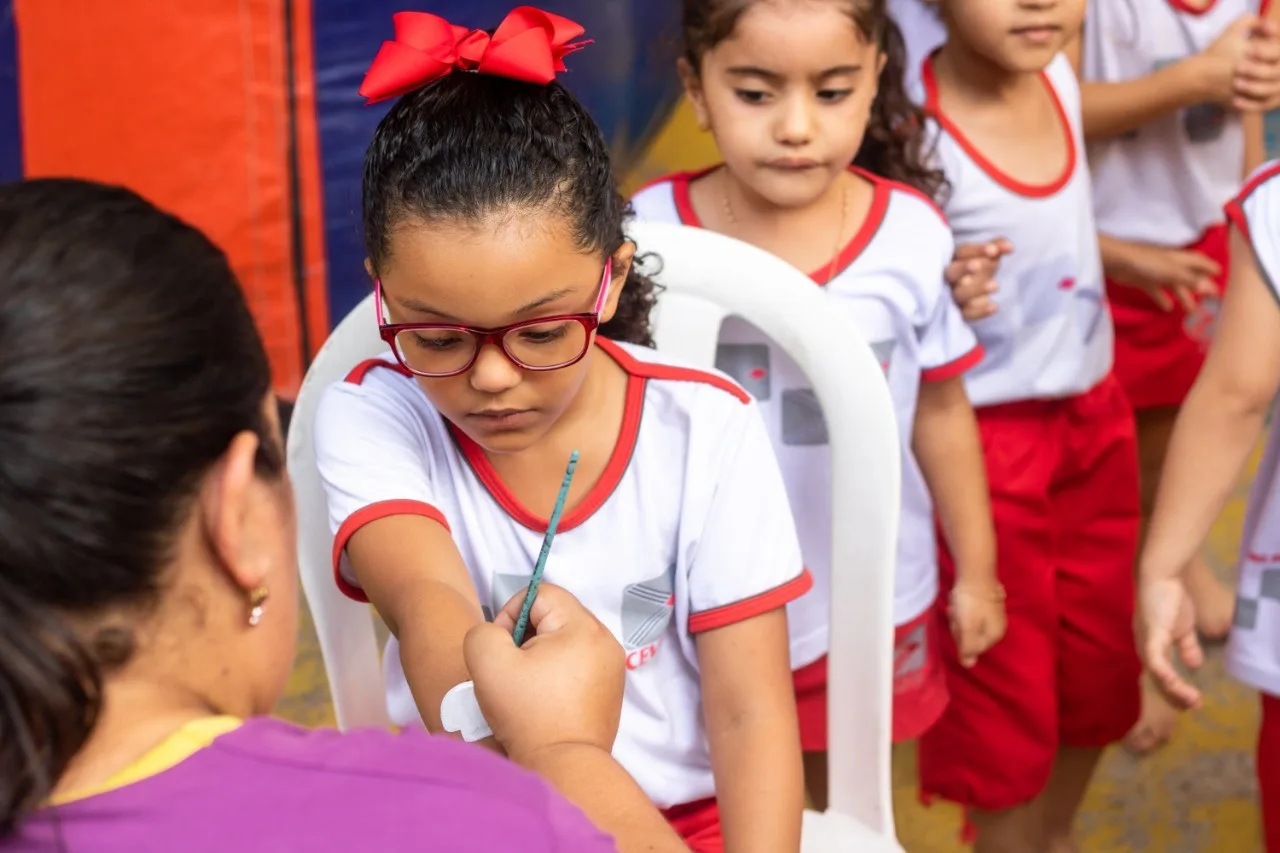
[948,583,1008,668]
[1195,15,1265,107]
[1110,242,1221,313]
[1139,576,1205,710]
[1233,18,1280,111]
[946,239,1014,321]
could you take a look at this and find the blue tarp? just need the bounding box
[309,0,684,325]
[0,3,21,183]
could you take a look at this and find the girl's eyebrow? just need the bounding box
[726,64,862,83]
[394,287,578,323]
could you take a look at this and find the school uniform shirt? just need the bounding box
[314,338,811,809]
[5,718,616,853]
[1224,160,1280,698]
[1084,0,1261,247]
[917,53,1113,407]
[630,169,982,666]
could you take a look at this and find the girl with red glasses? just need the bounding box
[314,9,809,851]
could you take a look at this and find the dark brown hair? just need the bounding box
[682,0,947,201]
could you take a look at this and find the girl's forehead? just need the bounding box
[714,1,872,64]
[381,214,600,323]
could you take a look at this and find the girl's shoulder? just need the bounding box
[1228,160,1280,286]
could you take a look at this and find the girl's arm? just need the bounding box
[1098,233,1222,313]
[697,609,804,853]
[1140,225,1280,586]
[912,376,1002,666]
[1063,18,1258,141]
[347,516,497,747]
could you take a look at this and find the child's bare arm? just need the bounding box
[347,515,501,750]
[1065,16,1268,141]
[697,609,803,853]
[912,376,1002,667]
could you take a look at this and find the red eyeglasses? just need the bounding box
[375,260,612,378]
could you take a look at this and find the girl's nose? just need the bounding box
[776,94,816,146]
[468,341,523,394]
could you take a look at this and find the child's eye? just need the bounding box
[410,331,465,351]
[734,89,770,105]
[817,89,853,103]
[517,323,570,345]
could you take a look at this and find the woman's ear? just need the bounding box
[599,241,638,325]
[677,58,711,131]
[200,430,270,598]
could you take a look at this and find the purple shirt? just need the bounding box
[4,718,618,852]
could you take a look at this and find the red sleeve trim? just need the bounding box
[1224,200,1251,248]
[596,338,752,404]
[921,344,984,383]
[688,569,814,634]
[331,500,451,603]
[345,358,412,385]
[1226,162,1280,248]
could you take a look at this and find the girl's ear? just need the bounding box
[599,241,638,325]
[677,58,711,131]
[363,258,376,282]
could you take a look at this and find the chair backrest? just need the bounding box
[288,292,393,731]
[630,221,902,837]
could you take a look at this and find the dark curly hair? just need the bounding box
[362,73,659,347]
[682,0,947,202]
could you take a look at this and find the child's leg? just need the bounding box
[793,656,829,809]
[1260,693,1280,852]
[919,401,1060,852]
[1048,374,1143,850]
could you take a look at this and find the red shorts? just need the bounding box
[1261,693,1280,852]
[918,374,1143,811]
[793,605,949,752]
[663,798,722,853]
[1108,223,1230,411]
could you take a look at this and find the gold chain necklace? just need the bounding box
[722,177,850,285]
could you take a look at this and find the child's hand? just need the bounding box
[1233,17,1280,111]
[1196,15,1265,107]
[1110,241,1221,313]
[949,582,1007,668]
[946,238,1014,321]
[1139,575,1204,711]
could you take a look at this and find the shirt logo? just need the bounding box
[622,566,676,670]
[870,339,897,375]
[715,344,771,400]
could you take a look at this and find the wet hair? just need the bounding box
[682,0,948,202]
[0,179,283,837]
[362,73,660,346]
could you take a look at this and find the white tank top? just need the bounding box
[1224,160,1280,697]
[887,0,947,89]
[1083,0,1256,246]
[918,54,1113,407]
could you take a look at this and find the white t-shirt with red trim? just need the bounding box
[918,53,1113,407]
[314,338,810,808]
[1084,0,1261,247]
[630,169,981,665]
[1223,160,1280,697]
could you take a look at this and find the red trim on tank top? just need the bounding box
[921,54,1077,198]
[1166,0,1221,14]
[667,165,892,283]
[1226,161,1280,248]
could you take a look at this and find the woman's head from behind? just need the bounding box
[681,0,945,204]
[363,56,658,455]
[0,180,298,835]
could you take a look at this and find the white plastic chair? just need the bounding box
[288,293,393,731]
[630,221,904,852]
[289,222,903,850]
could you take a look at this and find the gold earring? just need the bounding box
[247,584,270,627]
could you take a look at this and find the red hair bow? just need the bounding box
[358,6,591,104]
